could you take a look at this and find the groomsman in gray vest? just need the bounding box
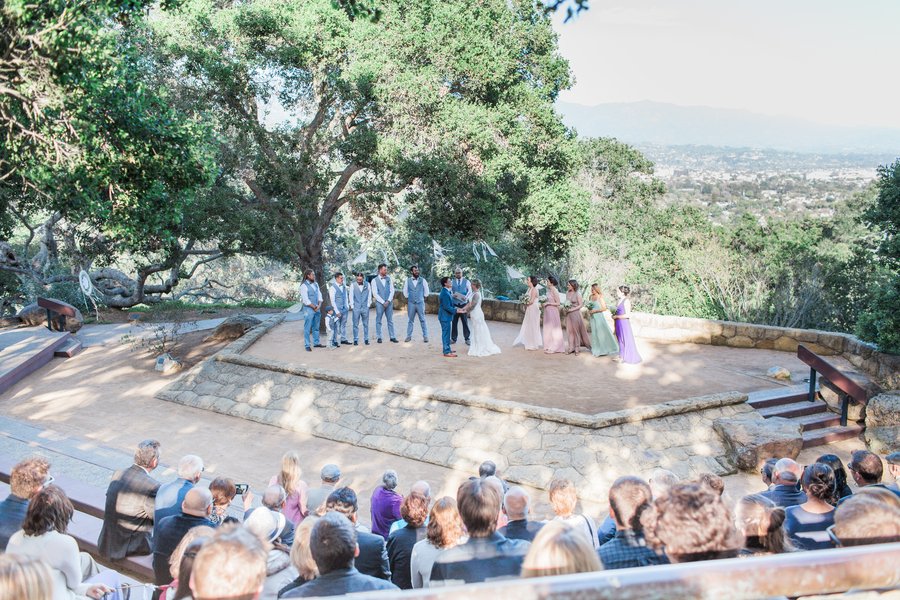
[373,263,399,343]
[328,272,351,347]
[451,266,471,346]
[349,272,372,345]
[403,265,430,343]
[300,269,325,351]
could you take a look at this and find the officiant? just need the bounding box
[451,266,471,346]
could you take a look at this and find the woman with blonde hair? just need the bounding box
[278,516,319,597]
[0,554,54,600]
[548,478,599,549]
[270,451,309,525]
[736,494,793,556]
[521,521,602,578]
[410,497,467,588]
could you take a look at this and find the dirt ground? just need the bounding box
[245,314,860,415]
[86,305,284,325]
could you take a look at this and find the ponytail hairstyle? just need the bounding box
[528,275,538,287]
[618,285,630,296]
[735,494,794,555]
[802,463,837,506]
[815,454,848,501]
[547,275,559,287]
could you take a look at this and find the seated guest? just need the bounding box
[209,476,253,525]
[498,487,544,542]
[548,478,598,549]
[281,512,399,597]
[154,455,204,539]
[386,493,429,589]
[760,458,807,508]
[854,485,900,509]
[190,525,267,600]
[370,470,403,539]
[599,476,668,569]
[388,481,432,535]
[477,461,509,493]
[0,553,54,600]
[7,486,121,599]
[760,458,778,490]
[0,456,50,551]
[785,463,836,550]
[846,450,887,494]
[831,495,900,546]
[698,473,725,496]
[324,487,390,580]
[244,507,298,599]
[152,487,216,588]
[98,439,162,560]
[815,453,853,500]
[165,525,214,600]
[641,482,742,562]
[270,451,309,526]
[261,485,295,547]
[278,516,320,598]
[429,478,530,587]
[886,451,900,494]
[521,521,601,578]
[603,468,681,547]
[735,494,793,555]
[306,465,340,516]
[410,497,467,589]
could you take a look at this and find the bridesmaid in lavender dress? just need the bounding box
[513,275,543,350]
[612,285,642,364]
[564,280,591,355]
[542,276,566,354]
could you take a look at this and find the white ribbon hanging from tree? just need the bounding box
[78,269,100,320]
[471,240,498,262]
[505,265,526,279]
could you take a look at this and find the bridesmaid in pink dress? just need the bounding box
[513,275,543,350]
[564,280,591,355]
[543,276,566,354]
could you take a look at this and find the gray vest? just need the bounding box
[406,277,426,303]
[375,276,391,300]
[452,277,469,305]
[352,282,369,311]
[331,282,348,311]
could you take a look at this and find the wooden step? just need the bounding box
[53,337,83,358]
[801,425,865,449]
[793,412,843,432]
[758,401,827,419]
[747,385,814,409]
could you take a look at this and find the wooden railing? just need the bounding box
[356,543,900,600]
[798,344,868,426]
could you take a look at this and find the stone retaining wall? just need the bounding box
[158,316,754,500]
[403,295,899,387]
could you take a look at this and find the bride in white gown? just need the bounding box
[458,279,501,357]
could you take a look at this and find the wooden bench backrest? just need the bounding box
[37,297,77,317]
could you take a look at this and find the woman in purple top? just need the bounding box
[612,286,642,364]
[370,470,403,539]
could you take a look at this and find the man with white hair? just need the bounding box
[498,487,543,542]
[154,454,204,539]
[761,458,807,508]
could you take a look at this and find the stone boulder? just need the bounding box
[767,366,791,381]
[866,391,900,427]
[713,414,803,472]
[864,426,899,454]
[208,314,262,341]
[0,316,21,328]
[819,373,882,422]
[16,301,84,333]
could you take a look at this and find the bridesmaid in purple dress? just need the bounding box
[612,285,642,364]
[542,276,566,354]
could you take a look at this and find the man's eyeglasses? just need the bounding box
[826,524,841,547]
[43,475,55,487]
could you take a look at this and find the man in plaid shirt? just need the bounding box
[598,476,669,569]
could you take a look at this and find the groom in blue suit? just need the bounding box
[438,277,457,357]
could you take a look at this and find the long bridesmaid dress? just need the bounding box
[589,297,619,357]
[565,291,591,354]
[513,287,543,350]
[614,299,642,364]
[542,287,566,354]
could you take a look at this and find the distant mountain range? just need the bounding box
[556,100,900,155]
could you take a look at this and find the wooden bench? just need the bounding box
[37,297,77,332]
[798,344,869,426]
[0,458,154,582]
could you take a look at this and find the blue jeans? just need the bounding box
[331,311,348,345]
[440,318,452,354]
[352,308,369,342]
[375,301,395,340]
[406,301,428,339]
[303,306,321,348]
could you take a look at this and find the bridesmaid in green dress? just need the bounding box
[588,283,619,357]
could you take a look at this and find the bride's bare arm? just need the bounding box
[460,292,479,312]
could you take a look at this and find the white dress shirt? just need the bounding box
[348,281,372,310]
[299,280,323,308]
[372,275,394,304]
[402,276,431,299]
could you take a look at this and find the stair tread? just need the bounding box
[801,425,865,448]
[794,412,840,424]
[758,403,827,418]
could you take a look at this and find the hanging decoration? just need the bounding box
[471,240,498,262]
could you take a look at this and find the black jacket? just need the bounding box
[355,529,391,580]
[498,519,544,542]
[386,524,427,589]
[281,567,398,598]
[152,513,216,585]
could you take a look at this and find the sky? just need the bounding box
[552,0,900,128]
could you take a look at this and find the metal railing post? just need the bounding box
[808,367,817,402]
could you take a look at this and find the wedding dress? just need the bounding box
[468,292,501,357]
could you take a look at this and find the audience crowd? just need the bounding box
[0,441,898,599]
